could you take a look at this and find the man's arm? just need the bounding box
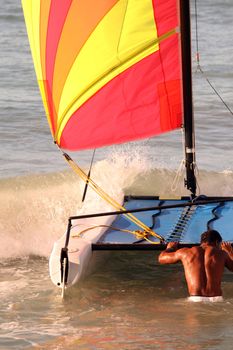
[158,242,181,264]
[221,242,233,272]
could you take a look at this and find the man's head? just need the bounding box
[200,230,222,246]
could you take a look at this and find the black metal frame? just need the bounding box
[92,243,200,251]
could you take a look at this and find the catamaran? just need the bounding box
[22,0,233,294]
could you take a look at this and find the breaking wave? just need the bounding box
[1,150,233,259]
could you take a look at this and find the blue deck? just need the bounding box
[97,197,233,245]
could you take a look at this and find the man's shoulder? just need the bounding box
[182,246,201,253]
[176,246,203,259]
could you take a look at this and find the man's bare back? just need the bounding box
[158,230,233,297]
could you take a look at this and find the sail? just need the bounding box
[22,0,182,151]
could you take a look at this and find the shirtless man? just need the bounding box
[158,230,233,301]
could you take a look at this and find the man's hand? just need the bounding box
[158,241,180,264]
[166,241,179,251]
[221,242,233,255]
[222,242,233,271]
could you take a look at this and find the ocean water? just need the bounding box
[1,0,233,349]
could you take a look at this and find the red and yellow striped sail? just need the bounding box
[22,0,182,150]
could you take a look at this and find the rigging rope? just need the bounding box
[171,158,185,193]
[61,151,165,242]
[82,149,96,202]
[196,66,233,117]
[72,224,160,244]
[194,0,233,117]
[171,128,185,193]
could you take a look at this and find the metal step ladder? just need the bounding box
[166,205,197,242]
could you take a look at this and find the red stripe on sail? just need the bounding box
[45,0,72,132]
[152,0,178,34]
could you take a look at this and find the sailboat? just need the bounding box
[22,0,233,292]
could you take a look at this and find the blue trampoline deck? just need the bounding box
[92,196,233,249]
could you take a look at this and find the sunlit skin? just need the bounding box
[158,241,233,296]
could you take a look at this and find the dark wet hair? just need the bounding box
[200,230,222,244]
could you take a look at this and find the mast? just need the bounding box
[180,0,196,197]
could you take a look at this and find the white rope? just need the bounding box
[171,128,185,192]
[171,158,185,192]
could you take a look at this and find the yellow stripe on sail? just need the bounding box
[55,0,159,144]
[21,0,52,134]
[22,0,42,80]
